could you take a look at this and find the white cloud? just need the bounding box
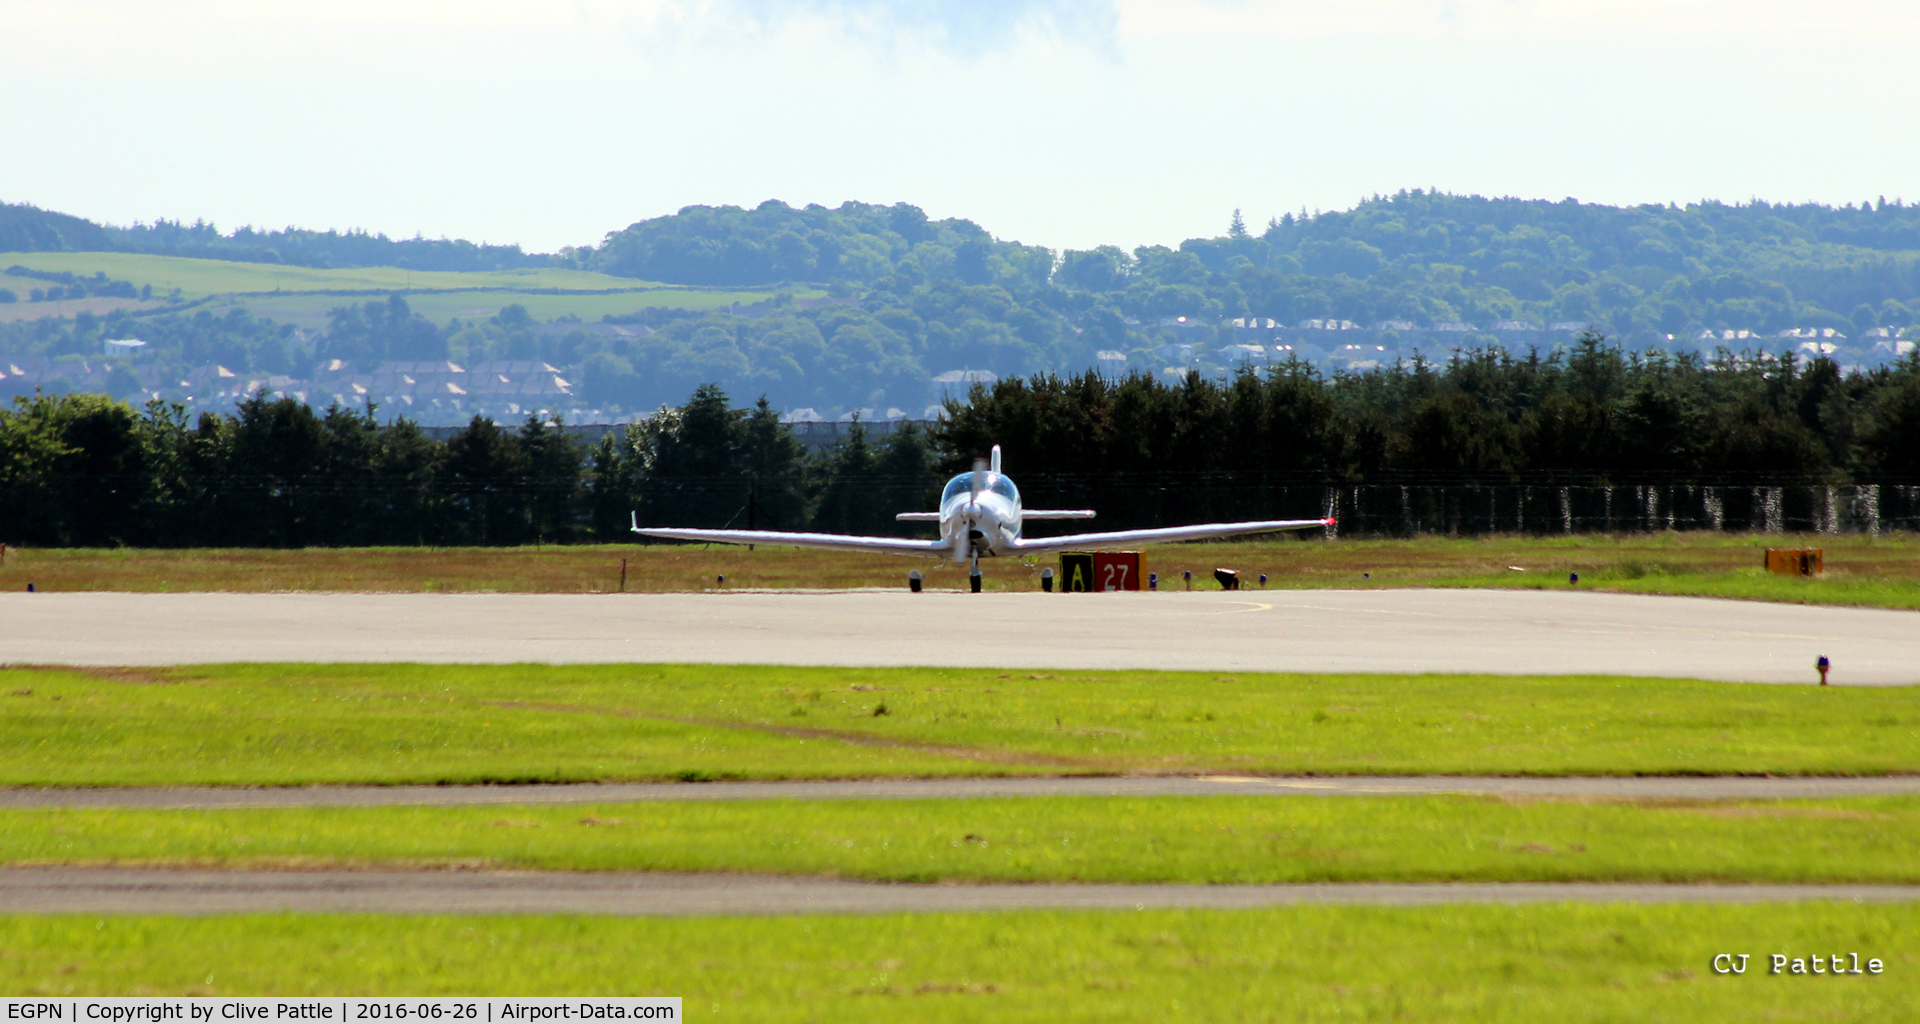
[1124,0,1918,44]
[2,0,1915,254]
[722,0,1118,54]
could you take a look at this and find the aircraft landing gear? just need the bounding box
[969,554,983,594]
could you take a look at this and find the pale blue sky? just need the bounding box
[6,0,1916,254]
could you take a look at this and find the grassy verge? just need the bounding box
[0,543,982,594]
[4,906,1913,1021]
[4,664,1917,786]
[7,795,1920,883]
[4,533,1920,609]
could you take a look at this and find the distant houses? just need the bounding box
[299,360,575,418]
[8,312,1910,427]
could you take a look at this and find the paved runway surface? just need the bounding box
[3,589,1915,683]
[8,775,1918,809]
[7,868,1915,915]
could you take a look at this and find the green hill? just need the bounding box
[2,193,1918,422]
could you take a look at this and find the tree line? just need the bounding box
[0,201,544,273]
[3,337,1918,547]
[940,337,1920,488]
[0,384,941,548]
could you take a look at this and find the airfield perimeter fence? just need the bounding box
[9,472,1920,547]
[1004,475,1920,540]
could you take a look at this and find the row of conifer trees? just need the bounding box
[3,339,1917,546]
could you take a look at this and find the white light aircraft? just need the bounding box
[632,445,1333,571]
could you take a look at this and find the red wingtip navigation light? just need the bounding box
[1323,516,1337,526]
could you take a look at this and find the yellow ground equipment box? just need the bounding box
[1059,551,1144,591]
[1765,548,1823,576]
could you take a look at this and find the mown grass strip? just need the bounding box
[6,664,1917,785]
[7,795,1920,884]
[5,532,1920,608]
[3,905,1913,1021]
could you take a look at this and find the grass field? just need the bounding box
[0,268,50,299]
[0,269,174,323]
[3,906,1911,1021]
[4,663,1916,785]
[0,252,814,327]
[3,532,1917,608]
[8,795,1920,883]
[0,252,667,299]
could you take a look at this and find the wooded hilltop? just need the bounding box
[4,192,1920,420]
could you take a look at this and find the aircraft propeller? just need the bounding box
[952,456,988,564]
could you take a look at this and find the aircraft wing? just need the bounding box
[1009,517,1333,555]
[633,526,949,557]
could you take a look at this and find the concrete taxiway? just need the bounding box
[7,775,1919,810]
[6,868,1916,915]
[2,588,1915,683]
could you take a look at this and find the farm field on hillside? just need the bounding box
[4,663,1915,785]
[0,269,173,323]
[0,252,813,326]
[3,533,1917,609]
[0,252,655,297]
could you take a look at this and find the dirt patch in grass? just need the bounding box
[7,663,1919,785]
[1681,804,1891,820]
[482,697,1100,769]
[61,666,176,686]
[1496,794,1896,820]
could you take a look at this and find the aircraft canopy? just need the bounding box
[941,472,1019,506]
